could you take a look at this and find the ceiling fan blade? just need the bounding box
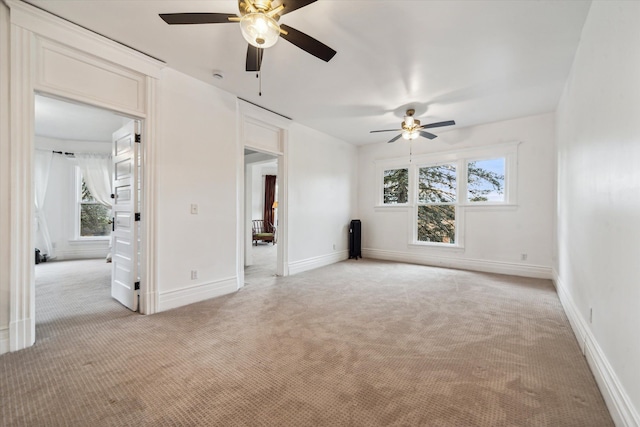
[370,129,402,133]
[279,0,317,15]
[280,24,336,62]
[420,131,438,140]
[421,120,456,129]
[246,45,264,72]
[388,134,403,143]
[159,13,237,25]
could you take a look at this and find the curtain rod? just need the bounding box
[52,150,75,157]
[238,98,292,120]
[46,150,111,157]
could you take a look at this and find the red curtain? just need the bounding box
[263,175,276,232]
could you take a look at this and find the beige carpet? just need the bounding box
[245,242,278,282]
[0,258,613,426]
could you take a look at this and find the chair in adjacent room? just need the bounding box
[252,220,276,245]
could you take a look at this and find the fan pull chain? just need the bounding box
[409,140,413,163]
[256,48,262,96]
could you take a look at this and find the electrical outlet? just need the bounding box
[191,270,198,280]
[521,253,528,261]
[190,204,198,215]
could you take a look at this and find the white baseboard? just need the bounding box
[0,327,8,355]
[288,250,349,276]
[363,248,552,279]
[553,270,640,427]
[8,317,35,353]
[157,276,237,312]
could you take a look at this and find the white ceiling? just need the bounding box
[27,0,592,145]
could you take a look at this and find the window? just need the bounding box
[383,167,409,204]
[78,172,110,238]
[467,158,505,203]
[417,164,457,244]
[376,141,519,248]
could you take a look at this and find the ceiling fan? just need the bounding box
[159,0,337,73]
[370,109,456,143]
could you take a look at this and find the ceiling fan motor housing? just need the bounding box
[403,119,420,130]
[240,0,273,15]
[402,109,420,130]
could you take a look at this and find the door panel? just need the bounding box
[115,185,131,202]
[111,120,139,311]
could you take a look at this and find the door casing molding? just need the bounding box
[4,0,164,353]
[236,99,290,287]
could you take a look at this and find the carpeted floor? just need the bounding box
[0,258,613,426]
[245,242,277,283]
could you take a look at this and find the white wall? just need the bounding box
[358,113,556,278]
[555,2,640,425]
[34,137,112,260]
[154,71,358,300]
[288,123,358,273]
[155,68,239,311]
[0,1,10,353]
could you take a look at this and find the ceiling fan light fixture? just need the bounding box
[240,12,280,48]
[402,129,419,140]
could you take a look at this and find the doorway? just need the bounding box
[33,94,141,331]
[244,149,278,281]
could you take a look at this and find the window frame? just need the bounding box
[414,161,460,246]
[463,155,512,206]
[375,141,520,248]
[74,167,111,241]
[376,157,413,207]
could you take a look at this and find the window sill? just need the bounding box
[462,203,518,211]
[409,242,465,251]
[69,238,110,244]
[374,205,412,212]
[375,203,518,211]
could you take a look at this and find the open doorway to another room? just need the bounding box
[244,149,278,282]
[33,94,139,337]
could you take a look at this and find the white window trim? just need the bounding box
[463,154,516,206]
[74,167,110,241]
[375,157,412,207]
[375,141,519,207]
[374,141,520,247]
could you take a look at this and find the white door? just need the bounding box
[111,121,139,311]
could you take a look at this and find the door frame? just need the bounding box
[5,0,163,352]
[236,99,290,287]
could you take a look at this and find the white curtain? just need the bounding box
[75,153,113,208]
[34,150,54,257]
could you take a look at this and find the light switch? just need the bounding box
[190,204,198,214]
